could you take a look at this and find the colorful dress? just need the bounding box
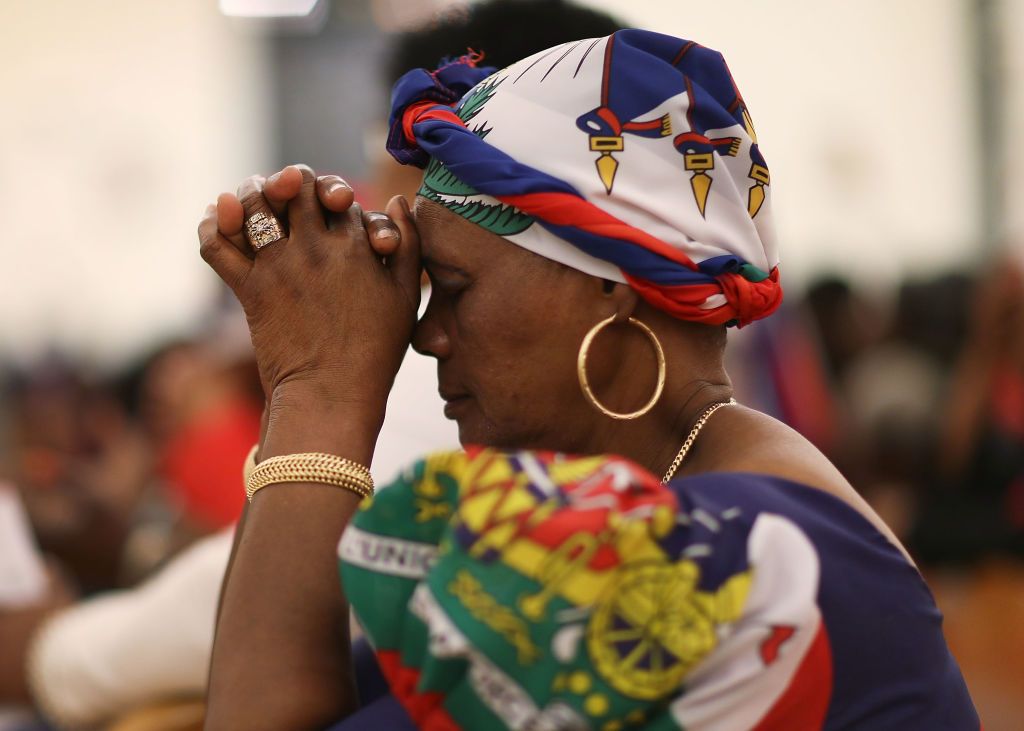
[338,448,979,730]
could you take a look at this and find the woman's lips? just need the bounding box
[440,392,471,419]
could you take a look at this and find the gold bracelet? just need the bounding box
[245,452,374,502]
[242,443,259,487]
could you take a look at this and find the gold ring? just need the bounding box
[245,211,285,250]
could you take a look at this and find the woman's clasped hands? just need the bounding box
[197,165,421,448]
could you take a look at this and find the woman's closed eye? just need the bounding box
[424,262,470,296]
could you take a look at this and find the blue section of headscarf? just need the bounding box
[386,61,496,167]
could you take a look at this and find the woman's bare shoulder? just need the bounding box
[716,408,849,490]
[697,406,911,560]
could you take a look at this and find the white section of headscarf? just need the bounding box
[454,38,778,279]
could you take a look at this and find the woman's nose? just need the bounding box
[411,299,451,360]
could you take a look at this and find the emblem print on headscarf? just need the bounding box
[575,38,673,195]
[577,34,771,219]
[669,40,772,219]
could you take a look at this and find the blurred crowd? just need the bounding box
[2,260,1021,604]
[0,300,262,596]
[732,260,1024,564]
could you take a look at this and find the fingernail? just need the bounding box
[267,171,282,185]
[375,228,399,240]
[326,181,351,196]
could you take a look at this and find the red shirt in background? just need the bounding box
[159,397,260,529]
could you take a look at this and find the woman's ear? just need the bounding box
[606,281,639,323]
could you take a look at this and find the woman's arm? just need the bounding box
[205,395,372,730]
[199,166,420,730]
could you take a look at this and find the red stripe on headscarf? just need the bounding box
[627,268,783,326]
[499,191,699,270]
[402,103,464,145]
[626,275,729,323]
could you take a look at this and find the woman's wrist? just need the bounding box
[260,381,384,467]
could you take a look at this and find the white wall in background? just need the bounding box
[1002,1,1024,259]
[1,0,271,366]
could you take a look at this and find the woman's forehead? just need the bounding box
[415,197,508,266]
[414,198,587,291]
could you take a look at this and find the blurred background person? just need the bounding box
[911,262,1024,562]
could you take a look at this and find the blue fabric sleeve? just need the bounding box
[323,695,415,731]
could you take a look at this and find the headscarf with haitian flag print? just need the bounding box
[338,449,979,730]
[387,30,781,327]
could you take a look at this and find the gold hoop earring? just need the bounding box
[577,315,666,420]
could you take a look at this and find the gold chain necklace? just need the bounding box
[660,398,737,483]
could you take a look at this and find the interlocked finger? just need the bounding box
[215,189,251,259]
[316,175,355,217]
[238,174,291,224]
[238,176,287,253]
[199,204,251,291]
[362,209,402,257]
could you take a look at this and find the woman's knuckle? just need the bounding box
[239,191,266,210]
[292,163,316,181]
